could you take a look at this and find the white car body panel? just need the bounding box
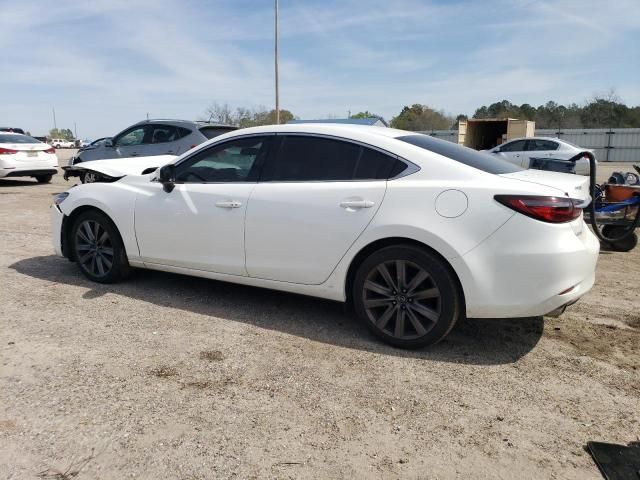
[245,181,387,284]
[51,124,599,319]
[135,180,254,275]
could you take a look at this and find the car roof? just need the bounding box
[131,119,235,129]
[228,123,409,139]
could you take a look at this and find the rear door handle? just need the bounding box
[340,200,375,209]
[215,200,242,208]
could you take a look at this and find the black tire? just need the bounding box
[35,174,52,183]
[353,245,462,348]
[55,144,61,149]
[602,225,638,252]
[71,210,131,283]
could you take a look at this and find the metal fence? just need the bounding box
[419,128,640,162]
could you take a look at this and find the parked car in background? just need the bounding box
[50,138,76,149]
[0,127,26,135]
[0,132,58,183]
[482,137,595,175]
[68,119,237,166]
[52,124,598,348]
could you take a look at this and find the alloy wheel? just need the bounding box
[362,260,441,340]
[75,220,114,277]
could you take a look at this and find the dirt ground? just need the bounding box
[1,152,638,479]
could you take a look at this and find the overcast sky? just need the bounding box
[1,0,638,138]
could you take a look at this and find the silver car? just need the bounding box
[69,119,236,166]
[482,137,596,175]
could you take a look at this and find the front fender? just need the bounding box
[60,182,141,262]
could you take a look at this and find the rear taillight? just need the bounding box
[44,147,55,154]
[0,147,18,154]
[495,195,581,223]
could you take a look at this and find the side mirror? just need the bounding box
[104,138,114,148]
[158,164,176,193]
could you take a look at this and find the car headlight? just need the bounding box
[54,192,69,205]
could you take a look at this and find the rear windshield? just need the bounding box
[199,126,236,140]
[397,134,522,174]
[0,134,42,144]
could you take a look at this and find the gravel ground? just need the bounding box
[1,152,638,479]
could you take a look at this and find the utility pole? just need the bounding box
[274,0,280,124]
[74,122,77,139]
[52,107,57,131]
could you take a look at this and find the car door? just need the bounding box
[245,134,396,285]
[134,135,272,274]
[111,125,151,159]
[495,139,528,166]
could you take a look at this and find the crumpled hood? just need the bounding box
[63,155,177,178]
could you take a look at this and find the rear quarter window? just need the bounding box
[199,127,236,140]
[397,134,522,174]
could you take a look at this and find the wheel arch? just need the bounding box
[344,237,466,311]
[61,205,124,260]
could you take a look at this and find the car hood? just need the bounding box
[500,169,591,204]
[62,155,177,178]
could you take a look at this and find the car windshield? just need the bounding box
[0,134,42,144]
[396,134,522,174]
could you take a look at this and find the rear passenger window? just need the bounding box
[528,139,559,151]
[354,148,401,179]
[263,135,401,182]
[266,136,359,181]
[176,127,192,139]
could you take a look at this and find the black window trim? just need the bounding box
[258,132,419,183]
[170,133,275,185]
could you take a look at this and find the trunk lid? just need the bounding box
[2,143,53,162]
[499,169,591,204]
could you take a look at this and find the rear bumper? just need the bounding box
[2,168,58,178]
[451,214,600,318]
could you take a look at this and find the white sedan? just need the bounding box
[483,137,596,175]
[0,132,58,183]
[51,124,599,348]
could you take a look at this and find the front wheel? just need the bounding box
[71,210,131,283]
[353,245,462,348]
[35,174,52,183]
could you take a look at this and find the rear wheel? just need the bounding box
[35,174,52,183]
[71,210,131,283]
[353,245,462,348]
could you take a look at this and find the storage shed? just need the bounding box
[457,118,535,150]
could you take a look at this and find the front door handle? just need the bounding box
[215,200,242,208]
[340,200,375,209]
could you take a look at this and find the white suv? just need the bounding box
[50,139,75,149]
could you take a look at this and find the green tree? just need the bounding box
[350,111,385,121]
[48,128,74,140]
[203,102,296,127]
[390,104,453,131]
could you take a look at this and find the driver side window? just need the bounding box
[115,126,149,147]
[175,136,271,183]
